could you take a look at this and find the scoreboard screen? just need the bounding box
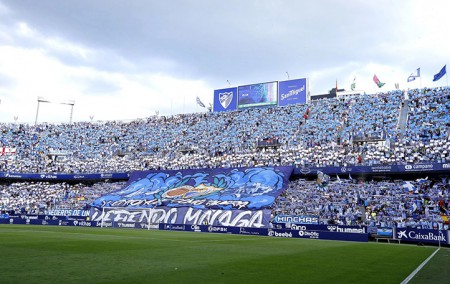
[237,81,278,109]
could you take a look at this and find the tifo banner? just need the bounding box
[237,82,278,109]
[278,78,307,106]
[90,207,272,228]
[92,167,293,210]
[213,87,238,112]
[394,228,449,245]
[45,209,90,217]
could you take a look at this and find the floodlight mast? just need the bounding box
[35,97,75,125]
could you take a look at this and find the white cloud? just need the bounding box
[1,0,450,123]
[0,19,212,123]
[0,43,212,123]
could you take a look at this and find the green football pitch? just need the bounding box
[0,225,448,284]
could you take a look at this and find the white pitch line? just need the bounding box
[400,247,440,284]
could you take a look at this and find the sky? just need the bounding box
[0,0,449,123]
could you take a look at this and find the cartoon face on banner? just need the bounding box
[92,167,293,210]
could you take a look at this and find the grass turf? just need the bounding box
[0,225,444,283]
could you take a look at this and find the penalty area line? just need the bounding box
[400,247,440,284]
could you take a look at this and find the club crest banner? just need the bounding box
[213,87,238,112]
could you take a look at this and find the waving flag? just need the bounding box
[433,65,446,82]
[407,68,420,82]
[0,147,16,155]
[196,96,205,108]
[373,74,385,88]
[402,181,415,192]
[351,77,356,91]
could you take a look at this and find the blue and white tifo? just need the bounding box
[92,167,293,210]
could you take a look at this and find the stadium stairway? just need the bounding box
[358,205,367,223]
[397,99,409,138]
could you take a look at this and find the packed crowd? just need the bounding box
[0,87,449,174]
[2,176,448,230]
[273,177,450,229]
[0,181,126,214]
[0,86,450,229]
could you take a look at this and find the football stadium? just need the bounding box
[2,83,450,283]
[1,1,450,284]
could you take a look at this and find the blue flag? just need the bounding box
[433,65,446,82]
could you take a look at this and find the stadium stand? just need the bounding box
[0,86,449,230]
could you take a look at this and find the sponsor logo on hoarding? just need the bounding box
[299,167,311,174]
[327,225,365,234]
[371,166,392,172]
[268,230,293,238]
[397,230,446,242]
[78,221,92,227]
[169,225,185,230]
[298,231,319,239]
[291,224,307,230]
[58,220,70,226]
[25,215,38,220]
[101,173,113,178]
[4,173,23,178]
[239,227,263,235]
[341,167,351,173]
[40,174,57,179]
[404,164,433,171]
[191,225,201,232]
[208,226,228,233]
[443,164,450,169]
[118,222,135,228]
